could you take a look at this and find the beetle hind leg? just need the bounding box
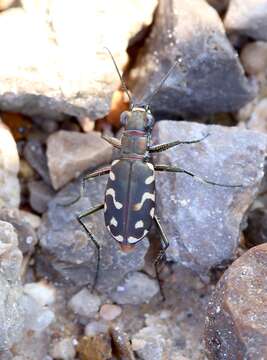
[153,215,169,301]
[77,203,104,291]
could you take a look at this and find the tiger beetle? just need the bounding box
[64,49,242,299]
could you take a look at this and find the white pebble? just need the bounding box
[84,320,109,336]
[50,337,76,360]
[68,288,101,317]
[24,281,55,306]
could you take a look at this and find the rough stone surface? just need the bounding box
[224,0,267,41]
[244,98,267,132]
[130,0,253,118]
[240,41,267,76]
[0,208,38,255]
[36,175,149,293]
[153,121,267,273]
[50,337,76,360]
[23,281,55,307]
[205,244,267,358]
[46,130,112,189]
[23,139,51,185]
[68,288,101,318]
[0,120,20,208]
[0,221,24,352]
[28,180,55,214]
[0,1,157,120]
[111,272,159,305]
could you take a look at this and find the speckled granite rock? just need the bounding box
[205,244,267,359]
[0,120,20,208]
[153,121,267,273]
[225,0,267,41]
[0,221,24,353]
[0,0,157,120]
[130,0,254,118]
[36,175,149,294]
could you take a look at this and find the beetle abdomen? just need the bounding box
[104,159,155,245]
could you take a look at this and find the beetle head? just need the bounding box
[120,106,155,133]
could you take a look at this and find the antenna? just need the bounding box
[144,58,179,106]
[104,47,133,104]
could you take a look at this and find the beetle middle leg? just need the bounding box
[149,133,209,153]
[155,164,243,188]
[77,203,104,291]
[60,166,111,206]
[153,215,169,300]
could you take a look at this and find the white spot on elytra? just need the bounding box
[150,208,155,218]
[114,234,123,242]
[128,230,148,243]
[147,163,154,171]
[135,220,144,229]
[133,192,155,211]
[109,171,115,181]
[110,217,118,227]
[145,175,154,184]
[106,188,123,209]
[112,160,119,166]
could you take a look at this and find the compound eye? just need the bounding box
[120,111,129,126]
[146,113,155,129]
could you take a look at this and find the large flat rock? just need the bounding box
[130,0,254,118]
[153,121,267,273]
[0,0,157,120]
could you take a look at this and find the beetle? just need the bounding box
[64,49,242,297]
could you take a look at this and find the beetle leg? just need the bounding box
[155,164,243,188]
[149,133,209,153]
[59,166,111,206]
[154,215,169,301]
[102,134,121,149]
[77,203,104,291]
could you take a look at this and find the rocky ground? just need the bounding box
[0,0,267,359]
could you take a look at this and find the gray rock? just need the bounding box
[46,130,112,190]
[0,208,38,255]
[130,0,253,118]
[153,121,267,273]
[225,0,267,41]
[0,221,24,352]
[28,180,55,214]
[0,120,20,208]
[50,338,76,360]
[111,272,159,305]
[23,139,51,185]
[0,1,157,120]
[132,324,171,360]
[205,244,267,359]
[68,288,101,318]
[36,175,149,294]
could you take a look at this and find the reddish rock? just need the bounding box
[205,244,267,359]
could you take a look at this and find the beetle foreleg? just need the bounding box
[59,167,111,206]
[155,164,243,188]
[102,134,121,149]
[77,203,104,291]
[154,215,169,301]
[149,133,209,153]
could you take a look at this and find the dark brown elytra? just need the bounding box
[63,49,243,299]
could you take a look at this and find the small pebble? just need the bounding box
[68,288,101,317]
[19,210,41,229]
[241,41,267,75]
[99,304,122,321]
[85,321,109,336]
[50,337,76,360]
[24,281,55,306]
